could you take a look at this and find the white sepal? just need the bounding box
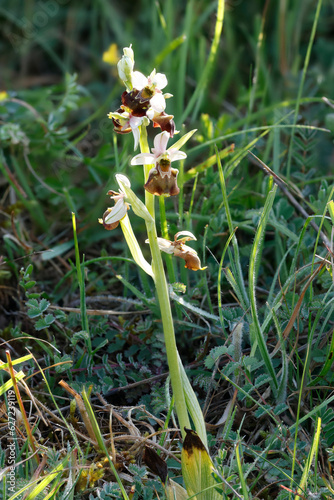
[131,71,148,90]
[148,237,174,254]
[150,93,166,113]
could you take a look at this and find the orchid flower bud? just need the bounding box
[117,45,135,91]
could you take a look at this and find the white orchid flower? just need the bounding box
[132,69,168,115]
[130,131,187,169]
[132,68,167,93]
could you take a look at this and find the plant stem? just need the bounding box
[159,195,177,283]
[139,126,190,438]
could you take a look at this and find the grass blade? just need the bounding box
[295,418,321,500]
[248,183,278,392]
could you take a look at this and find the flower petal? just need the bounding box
[129,115,144,129]
[153,72,168,90]
[108,110,130,121]
[152,131,170,158]
[150,93,166,113]
[131,71,148,90]
[131,125,140,150]
[175,231,197,242]
[168,149,187,162]
[131,153,155,165]
[146,108,155,120]
[155,237,174,254]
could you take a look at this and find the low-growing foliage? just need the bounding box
[1,0,334,498]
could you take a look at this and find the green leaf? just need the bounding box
[169,129,197,152]
[35,314,55,331]
[274,403,289,416]
[254,374,272,388]
[24,280,36,290]
[181,429,221,500]
[254,405,272,418]
[119,214,153,277]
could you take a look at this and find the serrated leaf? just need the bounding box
[27,307,43,319]
[70,330,89,345]
[54,310,67,322]
[205,345,234,369]
[35,314,55,331]
[239,383,254,396]
[54,354,73,373]
[254,405,272,418]
[39,298,50,313]
[223,361,240,377]
[27,298,39,308]
[254,374,272,388]
[274,403,288,415]
[243,356,262,372]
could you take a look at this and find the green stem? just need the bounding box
[139,126,190,438]
[159,196,177,283]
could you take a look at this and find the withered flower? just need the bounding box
[99,190,129,230]
[148,231,207,271]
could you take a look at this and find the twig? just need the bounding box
[48,305,151,316]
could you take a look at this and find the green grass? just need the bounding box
[1,0,334,498]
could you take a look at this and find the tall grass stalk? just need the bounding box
[72,213,91,354]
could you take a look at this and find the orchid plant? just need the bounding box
[100,46,220,498]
